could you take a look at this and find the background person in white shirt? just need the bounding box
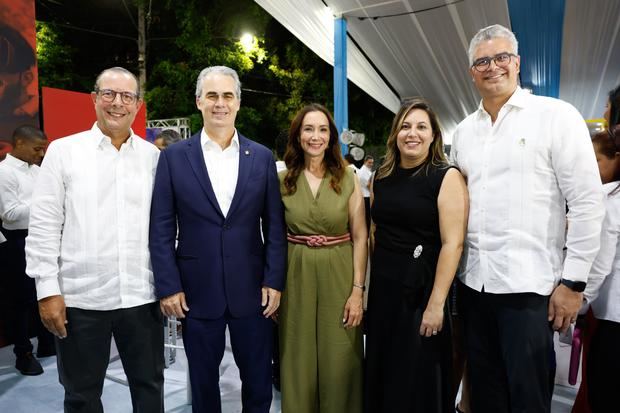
[0,125,53,376]
[26,67,164,412]
[450,25,604,413]
[581,129,620,412]
[357,155,374,231]
[344,153,359,174]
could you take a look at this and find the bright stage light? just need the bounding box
[240,33,255,54]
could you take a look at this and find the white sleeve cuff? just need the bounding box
[35,277,62,301]
[562,258,590,283]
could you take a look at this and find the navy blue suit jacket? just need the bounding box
[149,132,287,319]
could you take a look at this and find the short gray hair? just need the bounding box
[195,66,241,99]
[468,24,518,66]
[94,67,140,97]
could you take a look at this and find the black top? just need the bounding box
[372,163,453,253]
[370,163,454,289]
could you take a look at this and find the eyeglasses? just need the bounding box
[95,88,139,105]
[471,52,517,72]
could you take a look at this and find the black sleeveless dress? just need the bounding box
[365,164,454,413]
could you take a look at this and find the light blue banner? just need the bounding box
[334,17,349,155]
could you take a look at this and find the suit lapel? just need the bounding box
[185,133,224,217]
[227,134,255,218]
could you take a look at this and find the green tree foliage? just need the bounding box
[35,22,75,90]
[35,0,392,150]
[145,0,273,137]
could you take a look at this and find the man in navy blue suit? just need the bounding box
[149,65,286,412]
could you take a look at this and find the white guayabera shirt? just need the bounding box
[26,123,160,310]
[451,87,605,295]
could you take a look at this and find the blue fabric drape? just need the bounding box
[334,17,348,155]
[507,0,565,98]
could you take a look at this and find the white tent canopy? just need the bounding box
[255,0,620,142]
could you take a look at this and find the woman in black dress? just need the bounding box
[365,98,469,412]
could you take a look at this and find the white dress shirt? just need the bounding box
[0,154,39,230]
[584,182,620,322]
[26,123,160,310]
[358,165,373,198]
[200,129,239,217]
[451,87,604,295]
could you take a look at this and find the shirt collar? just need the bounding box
[200,128,240,151]
[476,86,529,116]
[3,153,31,169]
[604,181,620,195]
[90,123,136,150]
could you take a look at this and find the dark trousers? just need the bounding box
[460,282,553,413]
[57,302,164,413]
[0,228,54,356]
[182,311,273,413]
[587,319,620,412]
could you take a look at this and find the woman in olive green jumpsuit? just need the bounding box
[278,103,367,413]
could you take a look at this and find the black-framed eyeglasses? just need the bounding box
[471,52,517,72]
[94,88,139,105]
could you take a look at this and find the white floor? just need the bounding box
[0,330,281,413]
[0,330,577,412]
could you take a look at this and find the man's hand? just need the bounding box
[548,283,583,333]
[160,292,189,318]
[262,287,281,318]
[39,295,67,338]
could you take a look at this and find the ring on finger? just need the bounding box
[432,330,438,335]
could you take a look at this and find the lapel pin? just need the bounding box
[244,150,250,155]
[518,138,526,147]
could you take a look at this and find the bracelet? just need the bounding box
[353,283,365,291]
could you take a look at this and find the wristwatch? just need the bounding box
[560,278,586,292]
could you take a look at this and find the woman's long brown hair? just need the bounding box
[375,98,447,180]
[283,103,345,195]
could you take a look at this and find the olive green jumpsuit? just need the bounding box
[278,168,363,413]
